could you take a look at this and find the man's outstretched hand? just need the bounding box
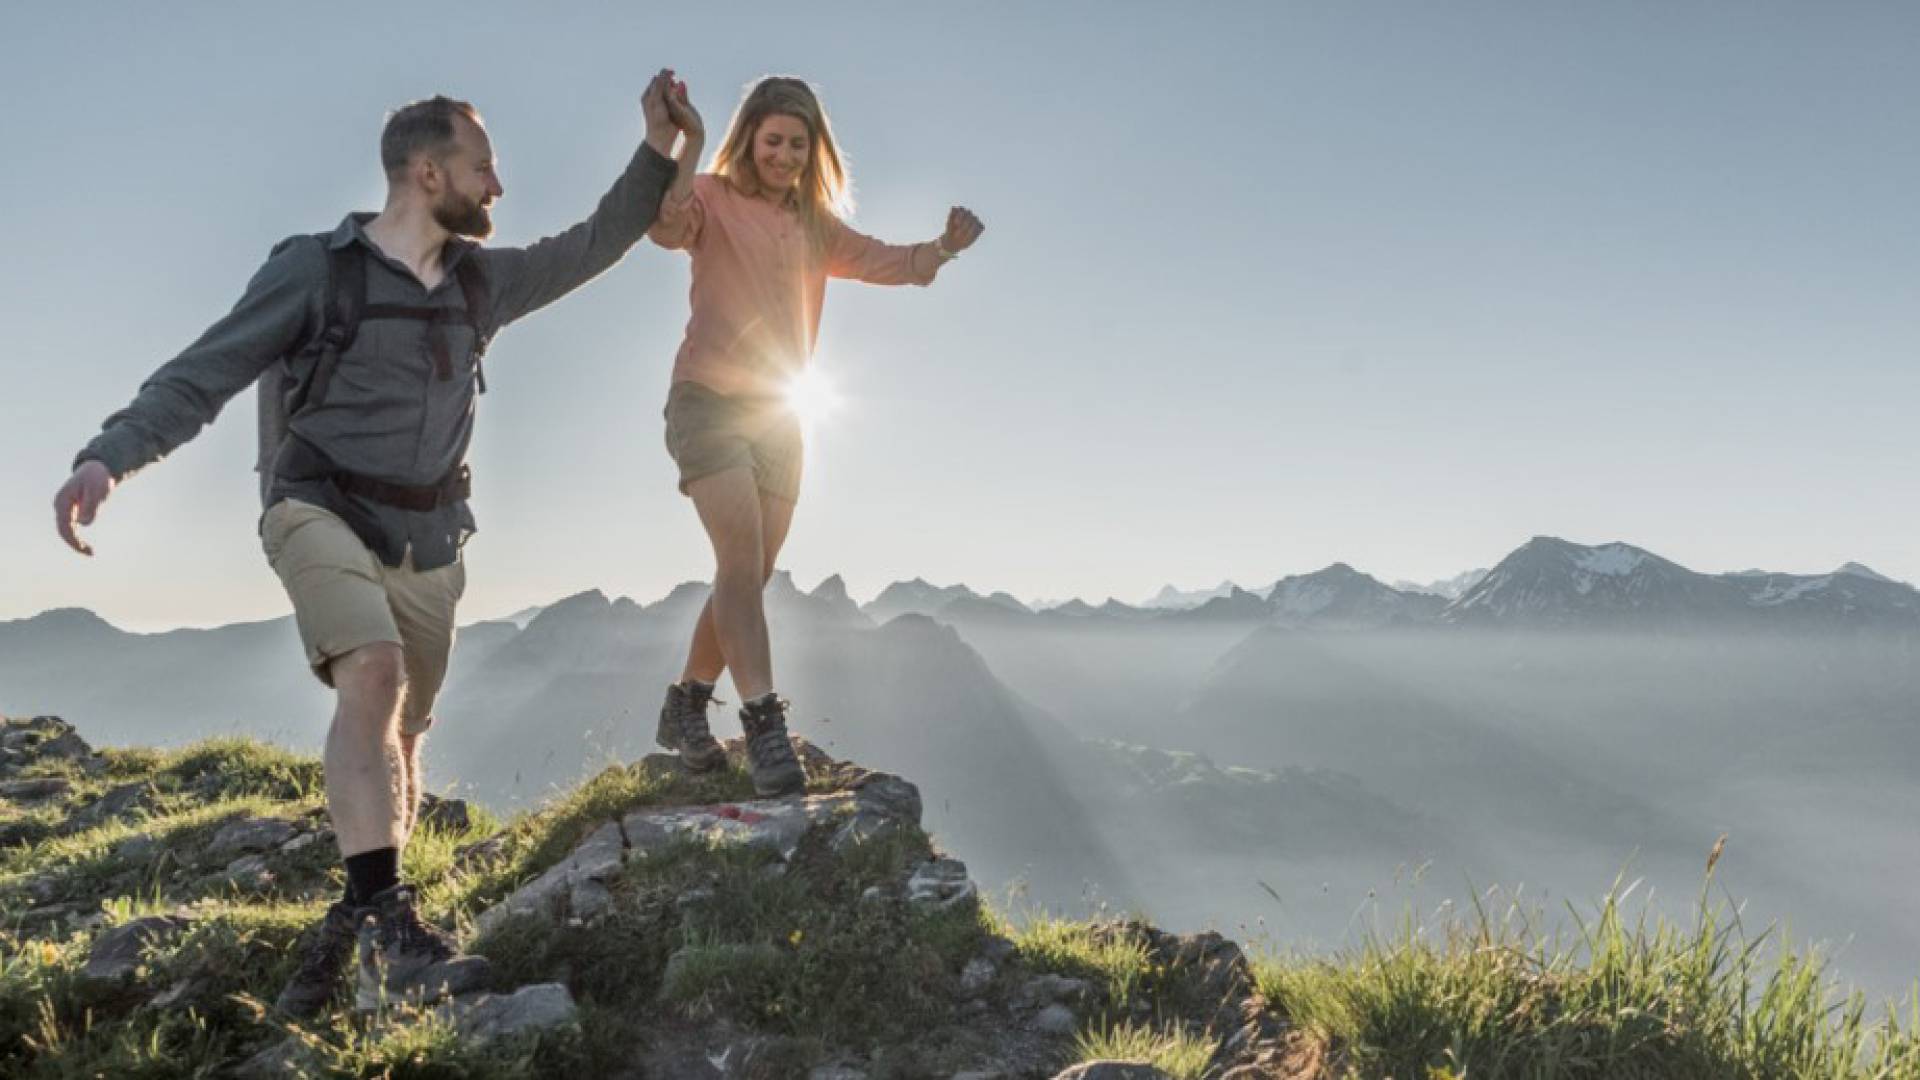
[54,460,114,556]
[642,69,678,156]
[941,206,986,255]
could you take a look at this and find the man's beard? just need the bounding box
[432,190,493,240]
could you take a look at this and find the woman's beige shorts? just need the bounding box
[260,499,465,736]
[663,381,804,502]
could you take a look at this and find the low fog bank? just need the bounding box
[946,622,1920,1000]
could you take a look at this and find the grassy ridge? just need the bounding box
[1249,880,1920,1079]
[2,734,1917,1078]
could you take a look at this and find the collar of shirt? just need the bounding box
[326,212,479,287]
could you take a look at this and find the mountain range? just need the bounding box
[845,537,1919,634]
[6,534,1918,995]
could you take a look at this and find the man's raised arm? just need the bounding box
[483,74,685,327]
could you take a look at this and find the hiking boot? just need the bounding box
[657,681,726,772]
[354,884,490,1013]
[739,696,807,797]
[273,900,364,1019]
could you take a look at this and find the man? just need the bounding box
[52,71,692,1017]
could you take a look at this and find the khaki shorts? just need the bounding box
[261,499,465,736]
[663,381,804,502]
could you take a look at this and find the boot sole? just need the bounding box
[749,769,807,797]
[658,717,726,772]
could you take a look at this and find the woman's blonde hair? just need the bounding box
[710,76,852,235]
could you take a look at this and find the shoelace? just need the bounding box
[677,688,723,741]
[386,898,456,960]
[745,699,797,762]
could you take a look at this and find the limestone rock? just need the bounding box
[475,788,910,937]
[221,853,274,889]
[82,915,195,982]
[958,957,996,998]
[450,982,579,1043]
[905,858,977,911]
[207,816,298,860]
[112,833,160,863]
[418,793,472,832]
[71,781,155,829]
[0,777,73,802]
[1034,1002,1078,1035]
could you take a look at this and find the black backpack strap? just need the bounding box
[294,243,367,415]
[452,253,495,394]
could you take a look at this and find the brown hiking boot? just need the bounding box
[657,681,726,772]
[354,884,490,1013]
[273,900,364,1019]
[740,696,807,797]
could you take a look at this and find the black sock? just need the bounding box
[744,691,779,713]
[341,878,358,908]
[344,847,400,905]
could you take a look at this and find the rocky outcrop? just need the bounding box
[0,717,1305,1079]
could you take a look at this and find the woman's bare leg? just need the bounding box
[683,468,775,699]
[680,487,798,690]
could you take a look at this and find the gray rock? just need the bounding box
[222,853,274,889]
[455,832,510,870]
[980,934,1016,964]
[280,831,320,853]
[207,816,298,859]
[451,982,579,1043]
[23,873,63,905]
[809,1068,869,1080]
[82,915,195,982]
[952,1069,1005,1079]
[73,781,154,828]
[474,790,869,937]
[830,809,902,852]
[852,772,923,825]
[0,777,73,801]
[958,957,996,998]
[1034,1002,1078,1035]
[906,858,977,911]
[418,793,471,832]
[1024,974,1092,1005]
[112,833,161,863]
[38,728,94,760]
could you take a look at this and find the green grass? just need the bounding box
[1073,1017,1219,1080]
[0,795,333,911]
[1250,880,1920,1079]
[1001,908,1155,1011]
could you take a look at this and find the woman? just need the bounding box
[647,76,984,795]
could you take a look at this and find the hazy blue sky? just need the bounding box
[3,2,1916,629]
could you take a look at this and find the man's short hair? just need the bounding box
[380,96,482,179]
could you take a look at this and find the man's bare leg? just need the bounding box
[326,643,409,857]
[398,730,425,841]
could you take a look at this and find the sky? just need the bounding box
[2,2,1916,630]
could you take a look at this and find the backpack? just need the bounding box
[255,237,496,505]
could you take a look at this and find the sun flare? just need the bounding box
[782,367,844,432]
